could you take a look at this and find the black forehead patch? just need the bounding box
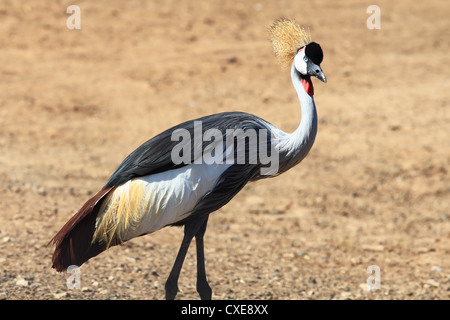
[305,42,323,65]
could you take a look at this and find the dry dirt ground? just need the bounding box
[0,0,449,300]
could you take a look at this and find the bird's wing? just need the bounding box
[104,111,272,188]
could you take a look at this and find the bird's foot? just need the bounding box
[197,280,212,300]
[165,280,179,300]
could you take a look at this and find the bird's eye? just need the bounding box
[303,56,308,62]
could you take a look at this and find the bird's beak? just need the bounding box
[315,66,327,83]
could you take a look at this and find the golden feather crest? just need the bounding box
[269,18,311,69]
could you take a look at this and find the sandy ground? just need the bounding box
[0,0,449,300]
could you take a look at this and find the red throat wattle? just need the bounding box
[301,77,314,96]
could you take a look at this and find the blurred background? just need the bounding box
[0,0,448,299]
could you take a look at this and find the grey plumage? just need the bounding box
[105,111,273,188]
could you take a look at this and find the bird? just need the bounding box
[49,18,327,300]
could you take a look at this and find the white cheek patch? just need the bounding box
[294,49,307,75]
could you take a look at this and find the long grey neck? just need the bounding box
[277,63,318,173]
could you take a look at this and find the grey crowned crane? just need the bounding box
[49,18,327,300]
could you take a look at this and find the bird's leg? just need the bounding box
[165,216,208,300]
[164,234,191,300]
[195,215,212,300]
